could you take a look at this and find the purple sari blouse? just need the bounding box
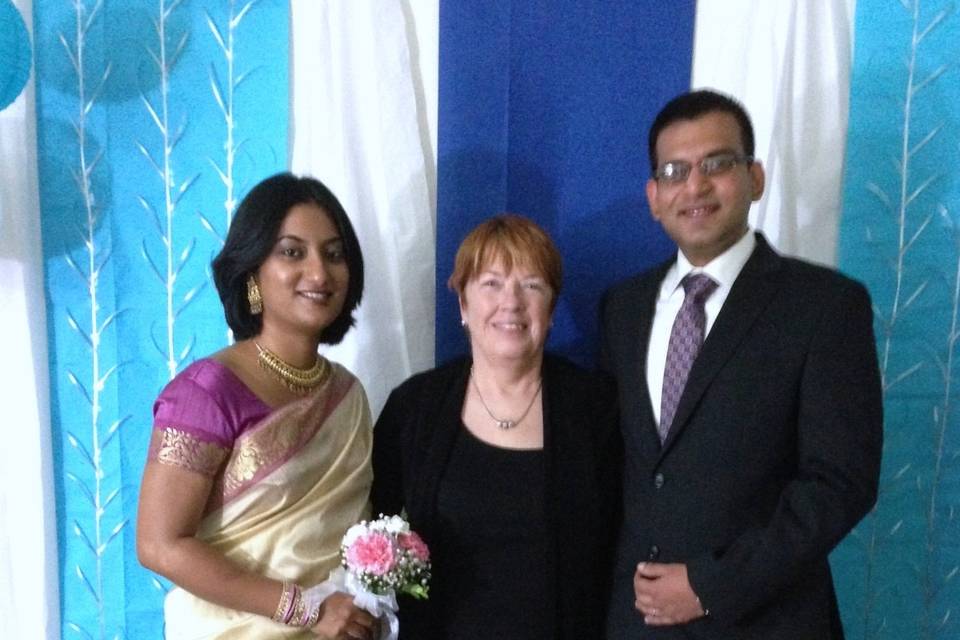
[149,359,270,476]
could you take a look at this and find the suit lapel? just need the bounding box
[659,235,782,456]
[622,266,669,453]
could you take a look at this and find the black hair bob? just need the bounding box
[647,89,755,174]
[211,172,364,344]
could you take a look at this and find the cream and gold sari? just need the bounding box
[152,359,372,639]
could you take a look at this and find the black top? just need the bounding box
[434,428,551,639]
[371,354,623,640]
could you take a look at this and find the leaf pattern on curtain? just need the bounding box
[836,1,960,638]
[34,1,288,637]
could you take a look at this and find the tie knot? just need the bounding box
[681,273,718,302]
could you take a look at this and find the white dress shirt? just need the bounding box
[646,231,756,424]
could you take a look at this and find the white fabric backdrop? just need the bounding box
[1,0,855,635]
[692,0,856,267]
[0,0,60,638]
[289,0,439,416]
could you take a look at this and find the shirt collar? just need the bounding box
[660,230,756,299]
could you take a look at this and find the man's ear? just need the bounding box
[749,160,765,201]
[646,178,661,221]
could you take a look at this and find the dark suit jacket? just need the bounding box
[371,353,622,639]
[601,234,882,640]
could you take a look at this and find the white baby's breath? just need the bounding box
[367,513,410,535]
[384,514,409,534]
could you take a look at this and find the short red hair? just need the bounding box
[447,214,562,311]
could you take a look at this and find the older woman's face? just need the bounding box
[459,258,553,366]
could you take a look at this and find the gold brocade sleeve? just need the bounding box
[150,427,229,477]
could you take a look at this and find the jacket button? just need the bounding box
[648,545,660,560]
[653,473,665,489]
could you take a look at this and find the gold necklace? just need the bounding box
[470,366,542,430]
[255,342,330,394]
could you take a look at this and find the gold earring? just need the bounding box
[247,276,263,315]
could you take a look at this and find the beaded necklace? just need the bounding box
[470,366,542,430]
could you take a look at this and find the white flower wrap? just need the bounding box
[327,567,399,640]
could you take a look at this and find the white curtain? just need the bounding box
[692,0,857,267]
[289,0,439,416]
[0,1,59,638]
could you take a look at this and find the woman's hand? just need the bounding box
[311,592,378,640]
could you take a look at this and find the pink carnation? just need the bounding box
[345,532,396,576]
[398,531,430,562]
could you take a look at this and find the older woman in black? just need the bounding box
[372,214,621,639]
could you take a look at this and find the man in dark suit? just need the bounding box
[602,89,882,639]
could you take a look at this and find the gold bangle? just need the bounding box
[271,580,291,623]
[304,601,322,628]
[290,587,308,627]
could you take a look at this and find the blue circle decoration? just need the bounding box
[0,0,32,111]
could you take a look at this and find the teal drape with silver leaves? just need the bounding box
[834,1,960,638]
[34,1,288,636]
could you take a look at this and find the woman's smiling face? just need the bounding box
[255,202,349,340]
[460,258,553,366]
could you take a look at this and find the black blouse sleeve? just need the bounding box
[371,386,406,519]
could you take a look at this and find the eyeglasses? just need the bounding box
[654,152,753,184]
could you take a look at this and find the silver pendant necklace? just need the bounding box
[470,366,543,430]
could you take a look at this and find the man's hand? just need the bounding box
[633,562,706,626]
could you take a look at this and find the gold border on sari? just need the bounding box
[216,366,355,504]
[152,427,229,476]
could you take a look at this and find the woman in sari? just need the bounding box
[137,173,377,639]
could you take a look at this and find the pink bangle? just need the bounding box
[289,586,308,626]
[283,584,301,624]
[271,581,292,623]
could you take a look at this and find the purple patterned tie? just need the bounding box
[659,273,718,442]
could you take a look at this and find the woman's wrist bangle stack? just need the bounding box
[290,589,307,626]
[285,584,302,624]
[271,581,295,623]
[271,580,321,628]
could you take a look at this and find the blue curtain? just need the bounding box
[34,1,288,636]
[435,0,695,365]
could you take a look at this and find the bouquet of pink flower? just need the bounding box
[341,513,431,599]
[326,514,430,639]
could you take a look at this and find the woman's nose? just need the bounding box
[499,281,525,308]
[304,253,329,283]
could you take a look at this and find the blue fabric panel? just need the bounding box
[0,0,32,110]
[835,1,960,637]
[436,0,695,365]
[34,1,289,637]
